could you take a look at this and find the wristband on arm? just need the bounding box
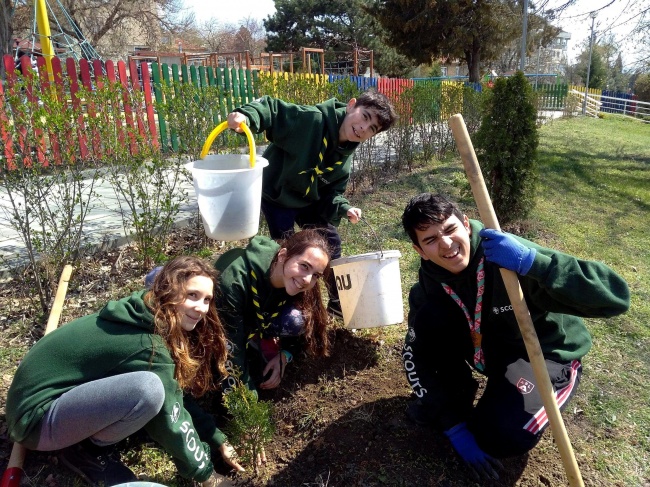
[280,350,293,363]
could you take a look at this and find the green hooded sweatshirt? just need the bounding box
[404,220,630,429]
[6,290,225,483]
[408,220,630,363]
[234,96,359,225]
[215,236,292,392]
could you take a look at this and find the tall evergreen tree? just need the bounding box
[576,46,607,89]
[366,0,526,82]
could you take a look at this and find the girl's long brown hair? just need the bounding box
[144,256,227,397]
[271,229,332,358]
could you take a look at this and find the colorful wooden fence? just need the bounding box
[6,54,625,165]
[534,83,568,109]
[1,54,158,168]
[569,85,602,106]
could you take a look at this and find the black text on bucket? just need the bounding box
[336,274,352,291]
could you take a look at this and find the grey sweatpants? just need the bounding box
[32,371,165,450]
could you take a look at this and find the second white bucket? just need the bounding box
[330,250,403,329]
[189,154,269,241]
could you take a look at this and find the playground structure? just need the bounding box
[17,0,103,80]
[20,0,373,82]
[128,47,374,78]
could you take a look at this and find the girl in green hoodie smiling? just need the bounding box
[214,229,332,394]
[6,256,242,487]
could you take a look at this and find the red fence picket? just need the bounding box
[66,57,89,160]
[0,63,15,169]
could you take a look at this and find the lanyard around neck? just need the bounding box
[441,257,486,371]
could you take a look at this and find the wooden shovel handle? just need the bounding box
[448,114,584,487]
[45,265,73,334]
[1,265,74,487]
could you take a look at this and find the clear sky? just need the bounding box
[184,0,645,71]
[184,0,276,25]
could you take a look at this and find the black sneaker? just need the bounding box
[58,440,137,486]
[326,299,344,319]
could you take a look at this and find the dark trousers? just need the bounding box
[469,357,582,457]
[261,199,342,300]
[410,302,582,458]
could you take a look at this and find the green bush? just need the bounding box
[255,74,360,106]
[474,72,539,223]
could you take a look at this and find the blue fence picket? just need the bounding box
[329,74,377,91]
[601,90,635,114]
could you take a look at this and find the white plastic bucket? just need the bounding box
[189,154,268,241]
[190,120,268,241]
[330,250,403,329]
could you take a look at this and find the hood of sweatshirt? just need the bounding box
[98,289,155,332]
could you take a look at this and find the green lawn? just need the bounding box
[341,114,650,485]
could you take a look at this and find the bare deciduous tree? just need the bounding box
[197,18,238,52]
[2,0,196,63]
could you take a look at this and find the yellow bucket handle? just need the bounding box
[200,121,256,168]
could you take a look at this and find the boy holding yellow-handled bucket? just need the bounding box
[226,89,397,318]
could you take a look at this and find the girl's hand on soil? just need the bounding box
[260,352,287,389]
[227,112,247,132]
[219,442,245,472]
[200,470,236,487]
[347,207,362,224]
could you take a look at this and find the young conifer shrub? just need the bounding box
[474,71,539,223]
[222,380,275,475]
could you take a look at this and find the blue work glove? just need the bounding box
[444,423,503,480]
[479,228,536,275]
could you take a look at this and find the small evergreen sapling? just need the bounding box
[222,380,275,474]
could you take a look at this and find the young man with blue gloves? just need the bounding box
[400,193,630,480]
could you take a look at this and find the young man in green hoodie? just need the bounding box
[400,193,630,481]
[227,89,397,317]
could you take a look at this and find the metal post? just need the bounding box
[520,0,529,71]
[582,12,597,115]
[535,38,542,90]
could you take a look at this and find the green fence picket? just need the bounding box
[238,68,247,105]
[216,68,228,121]
[206,66,221,126]
[231,68,241,109]
[151,62,168,150]
[224,68,233,113]
[246,70,256,103]
[168,65,180,151]
[252,70,260,99]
